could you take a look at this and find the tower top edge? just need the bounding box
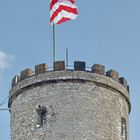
[11,61,129,92]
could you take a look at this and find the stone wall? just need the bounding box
[9,61,131,140]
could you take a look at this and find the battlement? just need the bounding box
[11,61,129,91]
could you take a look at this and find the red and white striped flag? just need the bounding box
[50,0,78,25]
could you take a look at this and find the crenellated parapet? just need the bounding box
[11,61,129,92]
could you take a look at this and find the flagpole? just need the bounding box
[66,48,68,69]
[53,24,56,64]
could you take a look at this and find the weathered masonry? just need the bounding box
[8,61,131,140]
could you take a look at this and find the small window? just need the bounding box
[36,105,47,128]
[121,117,127,140]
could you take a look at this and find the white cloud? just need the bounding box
[0,50,14,72]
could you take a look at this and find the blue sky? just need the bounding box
[0,0,140,139]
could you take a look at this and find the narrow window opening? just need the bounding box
[121,117,127,140]
[36,105,47,128]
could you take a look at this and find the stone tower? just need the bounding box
[8,61,131,140]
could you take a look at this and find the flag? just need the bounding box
[50,0,78,25]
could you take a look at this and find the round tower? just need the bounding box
[8,61,131,140]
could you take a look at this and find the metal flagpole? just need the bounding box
[53,24,56,64]
[66,48,68,69]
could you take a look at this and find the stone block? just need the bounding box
[20,69,33,80]
[54,61,65,71]
[35,64,47,75]
[106,69,119,81]
[119,77,127,88]
[74,61,86,71]
[12,75,20,88]
[92,64,105,75]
